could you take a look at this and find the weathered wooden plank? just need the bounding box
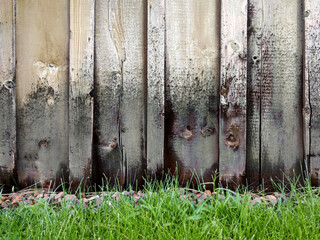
[69,0,95,187]
[250,0,303,188]
[16,0,69,187]
[0,0,16,187]
[220,0,247,186]
[165,0,220,186]
[304,0,320,185]
[247,1,262,188]
[94,0,124,186]
[94,0,147,186]
[147,0,165,177]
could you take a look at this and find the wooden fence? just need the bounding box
[0,0,319,190]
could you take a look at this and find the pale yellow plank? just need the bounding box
[16,0,69,187]
[69,0,95,187]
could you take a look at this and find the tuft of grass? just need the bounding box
[1,173,320,239]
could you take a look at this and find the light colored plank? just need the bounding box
[220,0,247,186]
[120,0,147,185]
[0,0,16,187]
[16,0,69,187]
[166,0,220,185]
[94,0,124,186]
[256,0,304,188]
[69,0,95,187]
[304,0,320,185]
[247,1,262,188]
[147,0,165,177]
[95,0,147,186]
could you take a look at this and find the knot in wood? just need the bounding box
[201,126,215,137]
[107,138,117,150]
[180,126,193,141]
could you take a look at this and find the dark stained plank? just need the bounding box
[220,0,247,187]
[69,0,95,187]
[0,0,16,187]
[247,0,262,188]
[16,0,69,187]
[304,0,320,185]
[254,0,304,189]
[165,0,220,186]
[94,0,147,186]
[147,0,165,177]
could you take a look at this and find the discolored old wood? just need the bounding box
[69,0,95,187]
[95,0,147,186]
[247,1,262,187]
[220,0,247,186]
[16,0,69,187]
[147,0,165,177]
[165,0,220,185]
[251,0,304,188]
[304,0,320,185]
[0,0,16,186]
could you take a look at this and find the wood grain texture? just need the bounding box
[0,0,16,187]
[94,0,147,186]
[304,0,320,185]
[220,0,247,186]
[250,0,304,188]
[247,0,262,187]
[165,0,220,185]
[16,0,69,187]
[147,0,165,177]
[69,0,94,187]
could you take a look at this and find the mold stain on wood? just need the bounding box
[165,0,220,186]
[16,0,69,187]
[0,0,16,188]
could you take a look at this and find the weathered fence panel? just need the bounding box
[0,0,319,189]
[220,0,247,186]
[0,0,15,186]
[305,0,320,185]
[165,0,220,185]
[16,0,69,187]
[69,0,95,187]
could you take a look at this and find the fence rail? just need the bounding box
[0,0,318,189]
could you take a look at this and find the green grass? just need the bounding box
[1,177,320,239]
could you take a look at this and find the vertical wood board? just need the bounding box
[147,0,165,177]
[247,0,262,187]
[255,0,304,188]
[165,0,220,185]
[0,0,16,186]
[16,0,69,187]
[220,0,247,186]
[69,0,95,187]
[95,0,147,186]
[305,0,320,185]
